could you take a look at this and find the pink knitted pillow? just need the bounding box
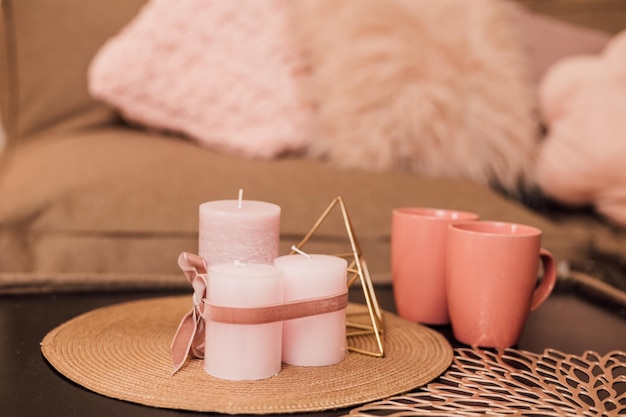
[88,0,311,159]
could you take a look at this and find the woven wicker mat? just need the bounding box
[41,296,453,414]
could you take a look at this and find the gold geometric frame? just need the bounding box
[290,196,385,358]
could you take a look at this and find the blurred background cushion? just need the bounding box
[88,0,311,159]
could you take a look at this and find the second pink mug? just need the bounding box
[391,207,479,325]
[446,221,557,348]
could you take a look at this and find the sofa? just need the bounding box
[1,0,626,302]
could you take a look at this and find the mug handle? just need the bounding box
[529,248,557,311]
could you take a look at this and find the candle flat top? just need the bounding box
[200,200,280,216]
[276,254,347,297]
[209,262,278,278]
[275,254,348,268]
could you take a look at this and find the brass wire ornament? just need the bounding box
[290,196,385,358]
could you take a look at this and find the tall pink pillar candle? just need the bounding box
[205,262,283,380]
[274,254,347,366]
[199,199,280,265]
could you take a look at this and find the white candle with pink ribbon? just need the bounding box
[275,247,348,366]
[204,261,283,380]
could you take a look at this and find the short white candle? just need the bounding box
[199,195,280,266]
[274,253,347,366]
[204,262,283,380]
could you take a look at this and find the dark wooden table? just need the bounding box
[0,285,624,417]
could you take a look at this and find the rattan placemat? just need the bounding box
[41,296,453,414]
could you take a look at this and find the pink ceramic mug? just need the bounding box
[391,208,479,325]
[446,221,557,348]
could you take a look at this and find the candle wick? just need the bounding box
[237,189,243,209]
[291,245,312,260]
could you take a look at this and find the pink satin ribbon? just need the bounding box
[171,252,209,375]
[205,291,348,325]
[170,252,349,375]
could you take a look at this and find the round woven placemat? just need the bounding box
[41,296,452,414]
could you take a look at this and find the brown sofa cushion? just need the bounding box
[0,126,583,289]
[0,0,146,145]
[516,0,626,34]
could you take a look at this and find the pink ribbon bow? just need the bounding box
[170,252,209,375]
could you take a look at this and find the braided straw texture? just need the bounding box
[41,296,452,414]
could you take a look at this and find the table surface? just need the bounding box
[1,285,624,417]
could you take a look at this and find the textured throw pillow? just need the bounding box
[89,0,312,159]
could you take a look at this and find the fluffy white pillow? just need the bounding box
[288,0,539,193]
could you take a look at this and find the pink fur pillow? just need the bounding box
[536,30,626,226]
[88,0,311,159]
[288,0,539,193]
